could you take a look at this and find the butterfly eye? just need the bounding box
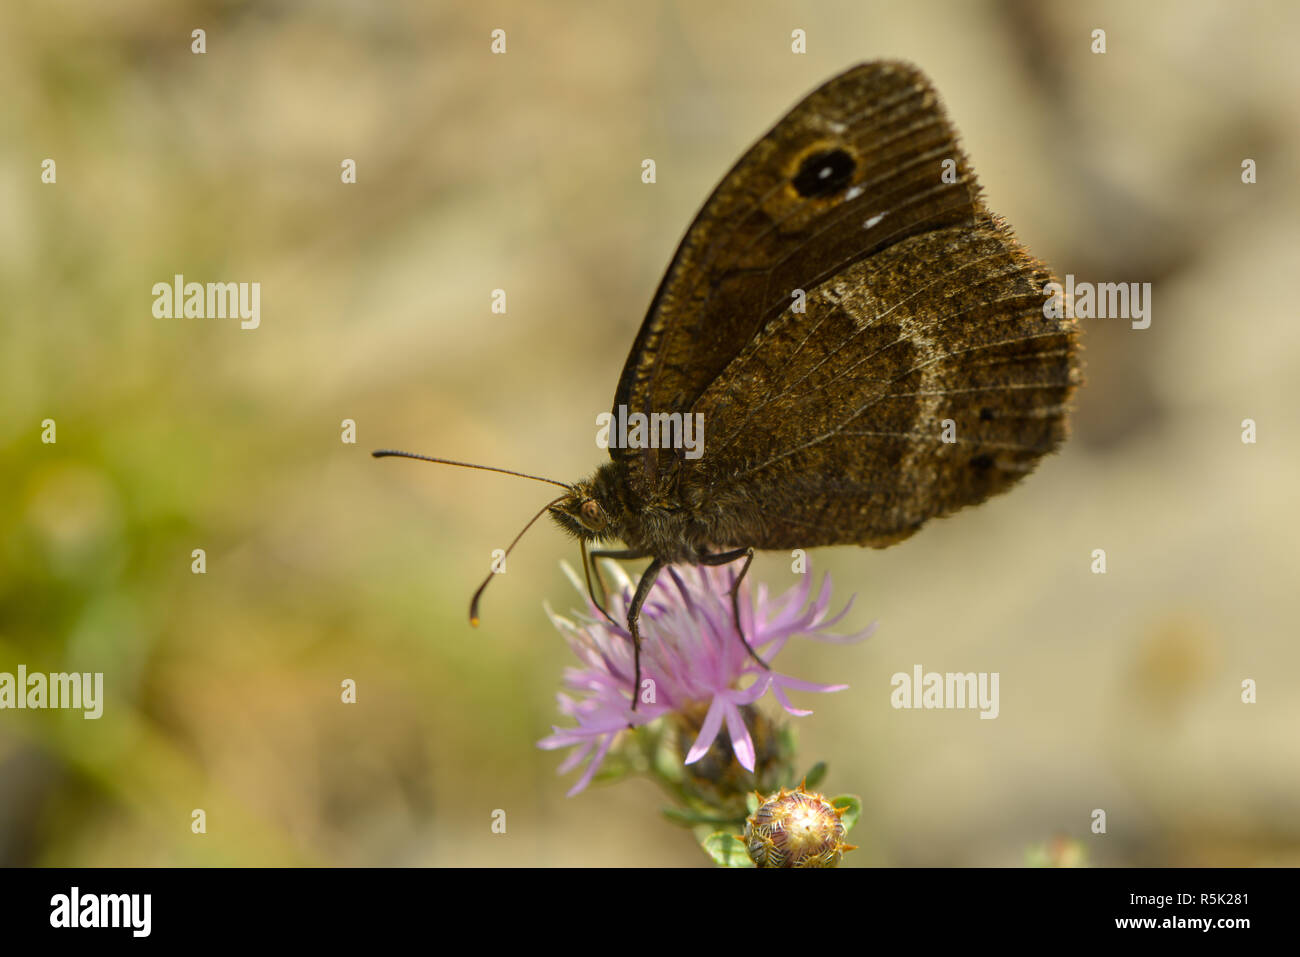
[580,500,602,525]
[791,147,856,198]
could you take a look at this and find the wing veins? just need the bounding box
[709,248,1028,456]
[730,330,1071,480]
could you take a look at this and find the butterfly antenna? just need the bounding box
[469,494,568,626]
[372,450,570,489]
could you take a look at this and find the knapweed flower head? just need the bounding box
[538,560,874,795]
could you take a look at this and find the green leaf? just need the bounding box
[701,832,754,868]
[745,791,762,815]
[649,731,685,784]
[801,761,828,790]
[830,794,862,834]
[777,724,798,753]
[661,807,698,827]
[590,763,632,786]
[663,806,745,829]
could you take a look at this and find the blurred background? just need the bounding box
[2,0,1297,866]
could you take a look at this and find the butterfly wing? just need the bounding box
[613,60,1003,492]
[614,60,1078,548]
[690,222,1077,549]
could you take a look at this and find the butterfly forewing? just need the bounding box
[613,61,995,491]
[612,60,1078,550]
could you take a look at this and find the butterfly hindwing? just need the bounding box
[687,223,1078,549]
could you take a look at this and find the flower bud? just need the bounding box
[744,786,854,868]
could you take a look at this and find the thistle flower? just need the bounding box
[538,560,874,796]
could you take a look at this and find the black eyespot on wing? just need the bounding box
[970,454,994,470]
[791,148,855,198]
[979,407,995,422]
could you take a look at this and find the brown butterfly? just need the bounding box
[377,60,1080,705]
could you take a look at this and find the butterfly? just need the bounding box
[377,60,1080,708]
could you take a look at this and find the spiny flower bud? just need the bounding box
[744,786,855,868]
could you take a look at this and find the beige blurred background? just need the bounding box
[1,0,1297,866]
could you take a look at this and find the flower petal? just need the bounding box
[567,732,616,796]
[684,694,727,766]
[723,701,757,772]
[770,683,814,717]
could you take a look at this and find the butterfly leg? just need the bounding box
[625,557,666,720]
[586,547,650,609]
[698,546,769,671]
[580,542,618,628]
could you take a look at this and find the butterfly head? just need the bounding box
[548,464,631,542]
[549,484,613,540]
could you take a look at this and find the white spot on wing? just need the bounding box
[864,212,887,229]
[844,185,864,201]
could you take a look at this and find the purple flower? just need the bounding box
[537,560,874,796]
